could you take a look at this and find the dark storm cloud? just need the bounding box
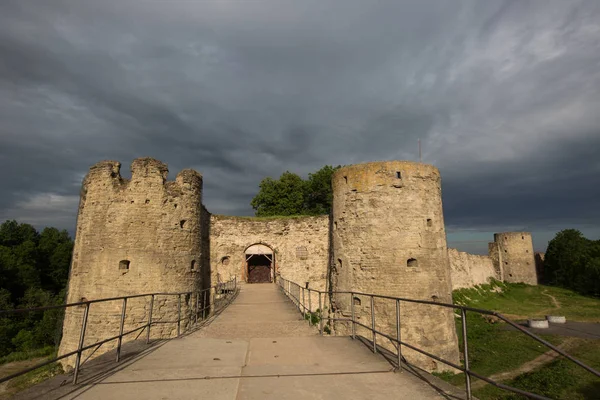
[1,0,599,252]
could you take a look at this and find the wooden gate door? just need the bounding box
[248,264,271,283]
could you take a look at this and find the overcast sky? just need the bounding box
[1,0,599,254]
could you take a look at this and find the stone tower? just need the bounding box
[493,232,537,285]
[331,161,460,372]
[58,158,204,368]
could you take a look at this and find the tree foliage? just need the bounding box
[544,229,600,297]
[250,165,341,217]
[0,220,73,357]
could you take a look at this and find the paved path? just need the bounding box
[61,283,445,399]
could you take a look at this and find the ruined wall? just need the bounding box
[448,248,498,290]
[494,232,537,285]
[209,215,329,294]
[488,241,504,281]
[58,158,204,368]
[535,252,545,282]
[331,161,460,372]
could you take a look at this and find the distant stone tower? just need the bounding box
[58,158,204,368]
[492,232,537,285]
[330,161,460,372]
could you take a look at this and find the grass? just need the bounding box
[435,281,600,399]
[0,347,55,366]
[453,280,600,322]
[302,309,332,334]
[439,311,564,387]
[473,339,600,400]
[2,362,64,397]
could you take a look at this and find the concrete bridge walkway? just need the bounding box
[61,283,446,399]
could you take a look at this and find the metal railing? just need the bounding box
[277,277,600,400]
[0,277,237,386]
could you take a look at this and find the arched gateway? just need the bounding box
[245,244,274,283]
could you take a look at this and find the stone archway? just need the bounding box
[245,243,274,283]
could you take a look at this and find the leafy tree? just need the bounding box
[38,228,73,291]
[250,172,307,216]
[544,229,600,296]
[250,165,341,216]
[305,165,340,215]
[0,220,73,356]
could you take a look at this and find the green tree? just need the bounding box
[250,165,341,217]
[38,228,73,292]
[544,229,600,296]
[305,165,340,215]
[0,220,74,356]
[0,288,16,357]
[250,172,307,216]
[0,220,39,247]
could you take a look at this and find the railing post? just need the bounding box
[195,292,199,324]
[73,303,90,384]
[461,308,472,400]
[177,294,182,337]
[202,290,207,320]
[302,287,306,316]
[396,299,402,372]
[318,291,323,335]
[211,286,216,313]
[116,298,127,362]
[371,295,377,354]
[350,292,355,340]
[146,295,154,344]
[308,289,312,326]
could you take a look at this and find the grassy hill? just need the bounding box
[437,280,600,400]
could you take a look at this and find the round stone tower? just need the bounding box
[58,158,204,369]
[494,232,537,285]
[331,161,459,372]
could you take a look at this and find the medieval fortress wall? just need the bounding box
[209,215,330,293]
[331,161,460,370]
[448,232,538,290]
[59,157,538,372]
[448,248,497,290]
[58,158,204,366]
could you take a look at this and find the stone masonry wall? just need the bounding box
[209,215,330,302]
[448,248,498,290]
[58,158,203,369]
[58,156,540,374]
[494,232,538,285]
[331,161,460,372]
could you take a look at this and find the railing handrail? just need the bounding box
[0,284,232,316]
[0,277,237,386]
[277,276,600,400]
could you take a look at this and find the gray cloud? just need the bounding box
[1,0,599,253]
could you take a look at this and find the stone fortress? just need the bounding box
[58,158,539,372]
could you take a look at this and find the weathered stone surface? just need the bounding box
[59,157,541,374]
[58,158,204,369]
[209,215,330,303]
[448,248,498,290]
[330,161,460,372]
[493,232,538,285]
